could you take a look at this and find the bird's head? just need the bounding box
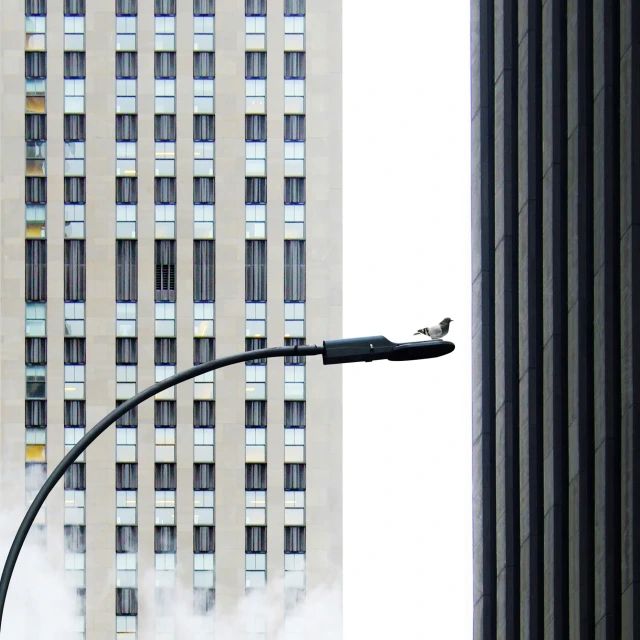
[442,317,453,325]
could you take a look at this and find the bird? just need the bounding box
[414,317,453,340]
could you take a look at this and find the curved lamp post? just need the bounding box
[0,335,454,632]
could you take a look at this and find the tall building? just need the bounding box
[472,1,640,638]
[0,0,342,637]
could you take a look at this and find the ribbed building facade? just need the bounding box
[0,0,342,638]
[472,0,640,638]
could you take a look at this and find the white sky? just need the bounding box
[343,2,472,637]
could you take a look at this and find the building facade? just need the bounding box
[0,0,342,637]
[472,1,640,638]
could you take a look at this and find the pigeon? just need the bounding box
[414,317,453,340]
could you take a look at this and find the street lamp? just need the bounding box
[0,335,454,632]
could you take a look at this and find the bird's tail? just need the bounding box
[414,332,419,335]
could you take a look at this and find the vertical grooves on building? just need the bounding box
[619,0,640,637]
[471,0,496,637]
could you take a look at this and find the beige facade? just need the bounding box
[0,0,341,637]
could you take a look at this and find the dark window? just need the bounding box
[194,52,215,78]
[193,115,215,141]
[26,0,47,15]
[155,463,176,489]
[64,400,85,426]
[64,240,86,301]
[26,115,47,141]
[116,240,138,302]
[284,526,306,552]
[25,52,46,78]
[116,0,137,15]
[245,52,267,79]
[284,337,306,364]
[193,589,215,615]
[245,464,267,490]
[116,115,137,141]
[284,177,305,203]
[64,338,86,364]
[64,177,85,203]
[284,0,305,15]
[245,241,267,301]
[26,338,47,365]
[26,177,47,204]
[116,526,138,553]
[26,239,47,301]
[193,527,215,553]
[284,401,305,426]
[194,401,215,427]
[26,400,47,426]
[284,463,305,490]
[64,0,85,14]
[284,52,305,78]
[193,240,215,301]
[25,463,47,492]
[245,0,266,15]
[116,52,138,79]
[193,464,215,490]
[65,526,86,553]
[155,401,176,426]
[116,463,138,490]
[155,52,176,78]
[246,401,266,427]
[194,338,215,365]
[116,401,138,426]
[154,338,176,365]
[116,177,137,204]
[155,526,177,552]
[116,338,138,364]
[193,0,215,15]
[155,240,176,302]
[155,178,176,204]
[284,115,305,141]
[245,177,267,204]
[64,463,86,490]
[154,0,175,14]
[246,115,267,141]
[155,115,175,141]
[246,338,267,364]
[64,115,85,141]
[116,589,137,616]
[193,178,215,204]
[246,526,267,552]
[284,240,305,301]
[64,52,86,78]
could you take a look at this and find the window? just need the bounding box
[284,142,305,177]
[194,16,214,51]
[116,490,137,525]
[26,428,46,463]
[64,16,85,51]
[116,553,137,588]
[155,302,175,337]
[194,490,214,525]
[64,141,85,177]
[155,365,176,400]
[116,204,136,240]
[245,52,267,78]
[116,16,137,51]
[285,428,305,463]
[65,427,85,462]
[284,79,305,115]
[246,364,266,401]
[194,142,214,177]
[246,16,266,51]
[116,616,137,640]
[246,302,266,337]
[284,365,305,401]
[116,243,138,300]
[245,204,266,239]
[194,204,215,239]
[245,142,266,177]
[64,240,86,301]
[25,51,47,78]
[64,553,86,588]
[194,428,214,462]
[245,553,266,589]
[25,239,47,301]
[285,0,306,15]
[26,205,46,238]
[64,52,86,78]
[284,490,305,526]
[246,240,267,301]
[155,16,175,51]
[194,369,214,400]
[26,303,46,337]
[25,16,46,51]
[64,302,85,337]
[284,302,305,338]
[64,79,85,114]
[155,79,176,114]
[194,554,215,588]
[116,79,137,114]
[284,553,305,589]
[194,79,215,114]
[284,16,305,51]
[245,491,266,525]
[194,52,215,78]
[193,240,215,302]
[116,142,136,177]
[26,141,46,178]
[284,240,306,301]
[65,489,85,525]
[194,303,214,337]
[63,203,85,239]
[26,365,46,399]
[116,427,137,463]
[155,491,176,525]
[285,204,305,239]
[155,141,175,177]
[246,428,266,463]
[116,177,137,202]
[245,79,266,114]
[64,365,85,400]
[155,428,175,463]
[116,364,136,400]
[155,240,176,301]
[26,78,46,114]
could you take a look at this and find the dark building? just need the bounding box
[472,1,640,638]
